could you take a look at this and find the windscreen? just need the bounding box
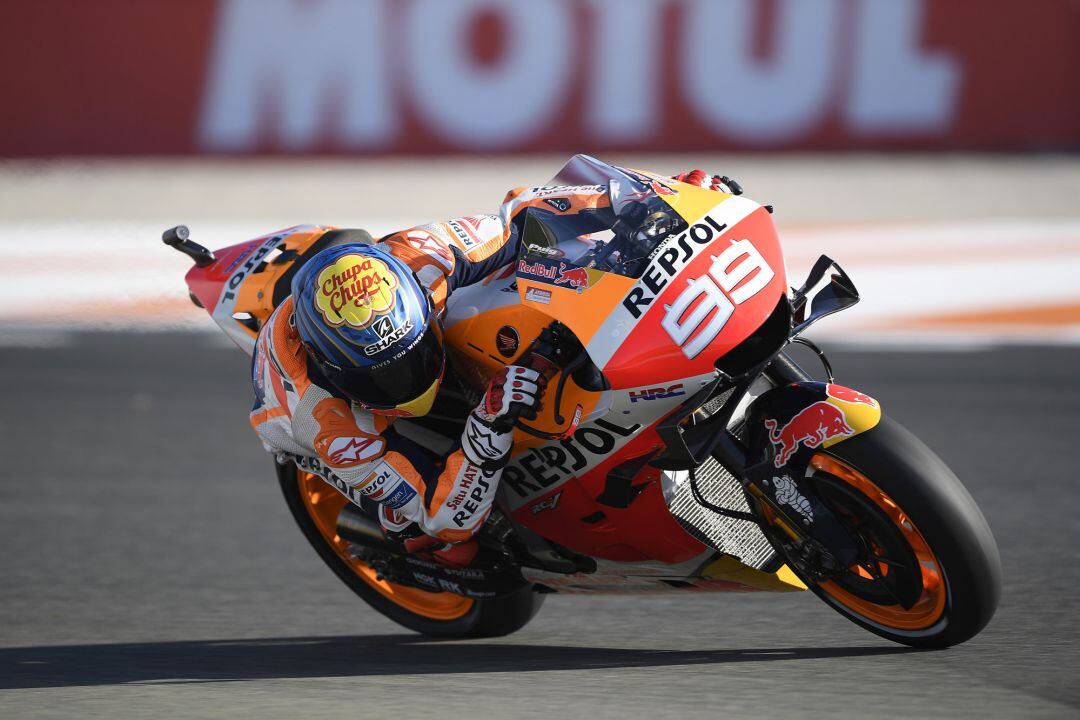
[518,155,689,279]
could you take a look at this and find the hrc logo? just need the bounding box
[629,383,686,403]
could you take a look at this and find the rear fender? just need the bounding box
[743,382,883,564]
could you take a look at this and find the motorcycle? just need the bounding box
[166,155,1001,647]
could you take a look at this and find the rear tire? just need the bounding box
[277,461,545,638]
[763,416,1001,648]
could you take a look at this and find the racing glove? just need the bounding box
[461,364,546,470]
[673,169,743,195]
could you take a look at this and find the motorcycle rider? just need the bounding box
[249,168,738,566]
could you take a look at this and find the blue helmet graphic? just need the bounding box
[291,243,444,412]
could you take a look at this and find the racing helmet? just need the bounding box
[291,243,444,417]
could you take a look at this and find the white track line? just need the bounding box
[2,218,1078,347]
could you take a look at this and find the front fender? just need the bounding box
[742,382,882,565]
[746,382,882,473]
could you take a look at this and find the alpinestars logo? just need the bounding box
[327,435,384,465]
[465,420,502,460]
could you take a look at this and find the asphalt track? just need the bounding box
[0,333,1077,718]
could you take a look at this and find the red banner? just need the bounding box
[5,0,1079,156]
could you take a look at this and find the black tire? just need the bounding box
[766,416,1001,648]
[277,461,545,638]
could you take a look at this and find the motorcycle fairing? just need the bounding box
[174,155,806,577]
[600,203,786,389]
[746,382,882,471]
[743,382,883,563]
[184,224,336,355]
[516,189,786,390]
[507,370,781,567]
[521,552,804,594]
[485,158,789,563]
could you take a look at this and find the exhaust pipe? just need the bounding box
[336,504,398,551]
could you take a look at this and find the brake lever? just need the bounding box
[513,403,583,441]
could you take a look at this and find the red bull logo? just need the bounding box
[554,263,590,290]
[764,401,854,468]
[650,180,678,197]
[826,384,879,408]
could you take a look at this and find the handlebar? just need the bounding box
[490,324,584,441]
[162,225,216,267]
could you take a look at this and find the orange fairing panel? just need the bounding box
[444,302,554,388]
[517,270,636,346]
[185,225,336,355]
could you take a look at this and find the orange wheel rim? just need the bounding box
[807,454,947,631]
[297,471,474,621]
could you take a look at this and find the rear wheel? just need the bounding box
[758,416,1001,647]
[277,462,544,637]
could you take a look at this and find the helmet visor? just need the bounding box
[316,320,444,409]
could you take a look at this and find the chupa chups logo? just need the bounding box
[315,254,398,329]
[496,326,519,358]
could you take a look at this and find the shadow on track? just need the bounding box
[1,635,920,689]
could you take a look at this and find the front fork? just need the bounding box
[734,353,884,572]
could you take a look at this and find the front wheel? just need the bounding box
[277,462,545,637]
[758,416,1001,648]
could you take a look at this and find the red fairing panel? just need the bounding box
[185,238,263,310]
[507,206,787,562]
[509,419,707,564]
[605,207,787,389]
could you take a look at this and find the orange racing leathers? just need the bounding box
[248,183,612,543]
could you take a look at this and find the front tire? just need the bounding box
[761,416,1001,648]
[277,462,545,637]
